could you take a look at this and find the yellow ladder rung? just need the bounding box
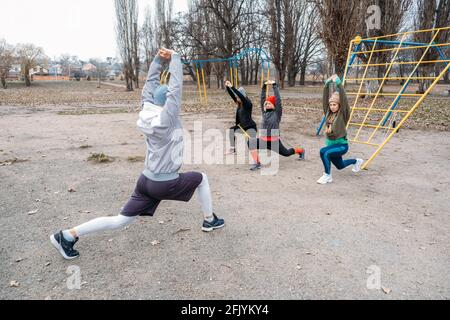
[347,93,422,97]
[351,107,409,113]
[349,139,380,147]
[351,60,450,68]
[351,42,450,55]
[349,123,395,130]
[361,26,450,41]
[346,76,437,81]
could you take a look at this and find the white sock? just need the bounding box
[62,230,75,241]
[197,173,214,222]
[66,214,137,239]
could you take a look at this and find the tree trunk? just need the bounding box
[299,65,307,86]
[334,57,346,79]
[125,66,134,91]
[134,67,140,89]
[1,77,7,89]
[24,68,31,87]
[287,68,296,87]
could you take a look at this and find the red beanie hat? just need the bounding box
[266,96,276,106]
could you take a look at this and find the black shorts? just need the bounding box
[121,172,203,217]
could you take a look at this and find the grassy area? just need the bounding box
[0,81,140,107]
[87,153,113,163]
[1,80,449,131]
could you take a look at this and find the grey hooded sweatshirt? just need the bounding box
[137,53,184,181]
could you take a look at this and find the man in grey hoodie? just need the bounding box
[50,48,224,260]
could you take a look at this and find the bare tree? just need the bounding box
[190,0,255,88]
[415,0,450,92]
[286,1,323,86]
[266,0,287,87]
[357,0,412,93]
[156,0,325,88]
[314,0,365,77]
[114,0,139,91]
[155,0,175,48]
[0,39,15,89]
[89,58,109,88]
[141,7,157,72]
[16,43,45,87]
[59,54,72,77]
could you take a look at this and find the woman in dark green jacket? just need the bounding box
[317,75,363,184]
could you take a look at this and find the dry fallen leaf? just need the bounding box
[173,228,191,235]
[9,281,20,288]
[381,286,391,294]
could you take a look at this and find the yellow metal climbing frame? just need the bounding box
[343,26,450,170]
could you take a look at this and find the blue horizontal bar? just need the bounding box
[361,39,430,47]
[182,47,271,66]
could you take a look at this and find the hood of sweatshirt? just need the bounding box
[137,102,164,135]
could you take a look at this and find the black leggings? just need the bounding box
[247,138,296,157]
[229,125,257,148]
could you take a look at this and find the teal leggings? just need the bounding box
[320,143,356,175]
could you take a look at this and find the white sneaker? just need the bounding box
[352,158,364,173]
[317,173,333,184]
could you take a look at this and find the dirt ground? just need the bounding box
[0,81,449,300]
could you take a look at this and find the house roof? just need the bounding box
[82,63,97,72]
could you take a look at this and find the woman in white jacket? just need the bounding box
[50,48,225,260]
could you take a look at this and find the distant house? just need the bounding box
[107,70,116,80]
[7,64,21,80]
[82,63,97,73]
[81,63,97,79]
[49,64,63,76]
[29,66,49,76]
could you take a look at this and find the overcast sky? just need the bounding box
[0,0,188,61]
